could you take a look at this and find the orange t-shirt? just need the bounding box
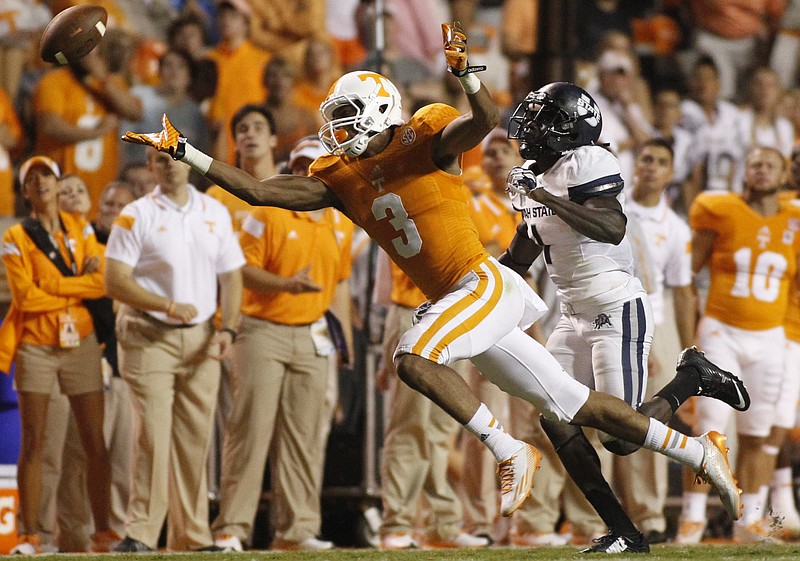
[390,261,426,309]
[0,89,21,216]
[205,41,272,164]
[33,68,126,209]
[1,212,105,350]
[690,191,800,331]
[311,104,489,302]
[785,283,800,343]
[205,185,253,232]
[475,190,520,249]
[239,207,349,324]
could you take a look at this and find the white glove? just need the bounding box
[506,166,540,197]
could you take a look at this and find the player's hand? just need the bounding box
[506,166,540,197]
[122,113,186,160]
[442,21,469,76]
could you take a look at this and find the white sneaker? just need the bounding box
[381,533,419,550]
[499,442,542,517]
[733,519,784,544]
[694,431,742,521]
[424,532,490,548]
[511,531,568,546]
[214,534,244,552]
[9,542,36,556]
[298,537,333,550]
[675,518,706,545]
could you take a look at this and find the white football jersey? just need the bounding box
[510,145,645,309]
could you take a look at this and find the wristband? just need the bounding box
[459,73,481,95]
[181,142,213,175]
[220,327,238,342]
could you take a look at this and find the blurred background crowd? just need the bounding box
[1,0,800,554]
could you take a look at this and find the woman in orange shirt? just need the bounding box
[0,157,117,554]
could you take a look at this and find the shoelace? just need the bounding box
[498,456,516,493]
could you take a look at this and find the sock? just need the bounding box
[741,492,765,525]
[770,467,798,516]
[642,418,704,470]
[464,403,520,462]
[654,367,700,413]
[682,492,709,522]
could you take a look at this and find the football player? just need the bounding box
[121,23,743,530]
[501,82,751,552]
[677,146,800,544]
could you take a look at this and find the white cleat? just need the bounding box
[499,442,542,517]
[694,431,742,521]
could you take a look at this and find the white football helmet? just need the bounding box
[319,71,403,157]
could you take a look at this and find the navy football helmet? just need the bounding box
[508,82,602,161]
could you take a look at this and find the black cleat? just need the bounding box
[581,532,650,554]
[677,346,750,411]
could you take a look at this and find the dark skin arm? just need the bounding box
[497,221,543,276]
[526,189,627,245]
[432,82,499,174]
[203,161,347,213]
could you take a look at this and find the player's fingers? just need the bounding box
[121,132,153,145]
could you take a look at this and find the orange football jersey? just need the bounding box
[310,104,489,302]
[690,192,800,331]
[390,261,426,309]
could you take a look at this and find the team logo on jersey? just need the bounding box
[593,313,612,329]
[757,226,771,249]
[400,126,417,145]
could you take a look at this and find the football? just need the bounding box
[39,5,108,65]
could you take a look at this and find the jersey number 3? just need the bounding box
[372,193,423,258]
[730,248,787,303]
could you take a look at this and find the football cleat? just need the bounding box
[214,534,244,552]
[694,431,742,521]
[677,346,750,411]
[580,531,649,554]
[499,442,542,517]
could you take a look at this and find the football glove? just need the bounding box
[122,113,186,160]
[506,166,540,196]
[442,21,485,77]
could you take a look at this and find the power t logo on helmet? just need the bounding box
[318,71,403,158]
[508,82,603,161]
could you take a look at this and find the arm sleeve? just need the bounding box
[2,230,72,312]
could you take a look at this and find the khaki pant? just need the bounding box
[379,304,464,540]
[212,315,330,544]
[117,307,219,551]
[459,364,508,538]
[612,292,681,534]
[510,396,608,538]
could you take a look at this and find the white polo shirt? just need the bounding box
[626,195,692,324]
[105,184,245,325]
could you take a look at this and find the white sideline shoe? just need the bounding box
[214,534,244,552]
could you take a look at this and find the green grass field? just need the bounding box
[3,545,800,561]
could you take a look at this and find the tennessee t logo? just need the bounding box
[206,221,216,233]
[358,73,389,97]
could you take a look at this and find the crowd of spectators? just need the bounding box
[1,0,800,553]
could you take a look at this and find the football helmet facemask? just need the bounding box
[508,82,602,161]
[319,71,403,157]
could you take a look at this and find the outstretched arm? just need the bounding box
[434,22,499,167]
[122,115,344,212]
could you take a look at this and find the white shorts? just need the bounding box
[547,294,653,408]
[395,257,591,423]
[774,339,800,429]
[395,257,546,364]
[694,316,785,438]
